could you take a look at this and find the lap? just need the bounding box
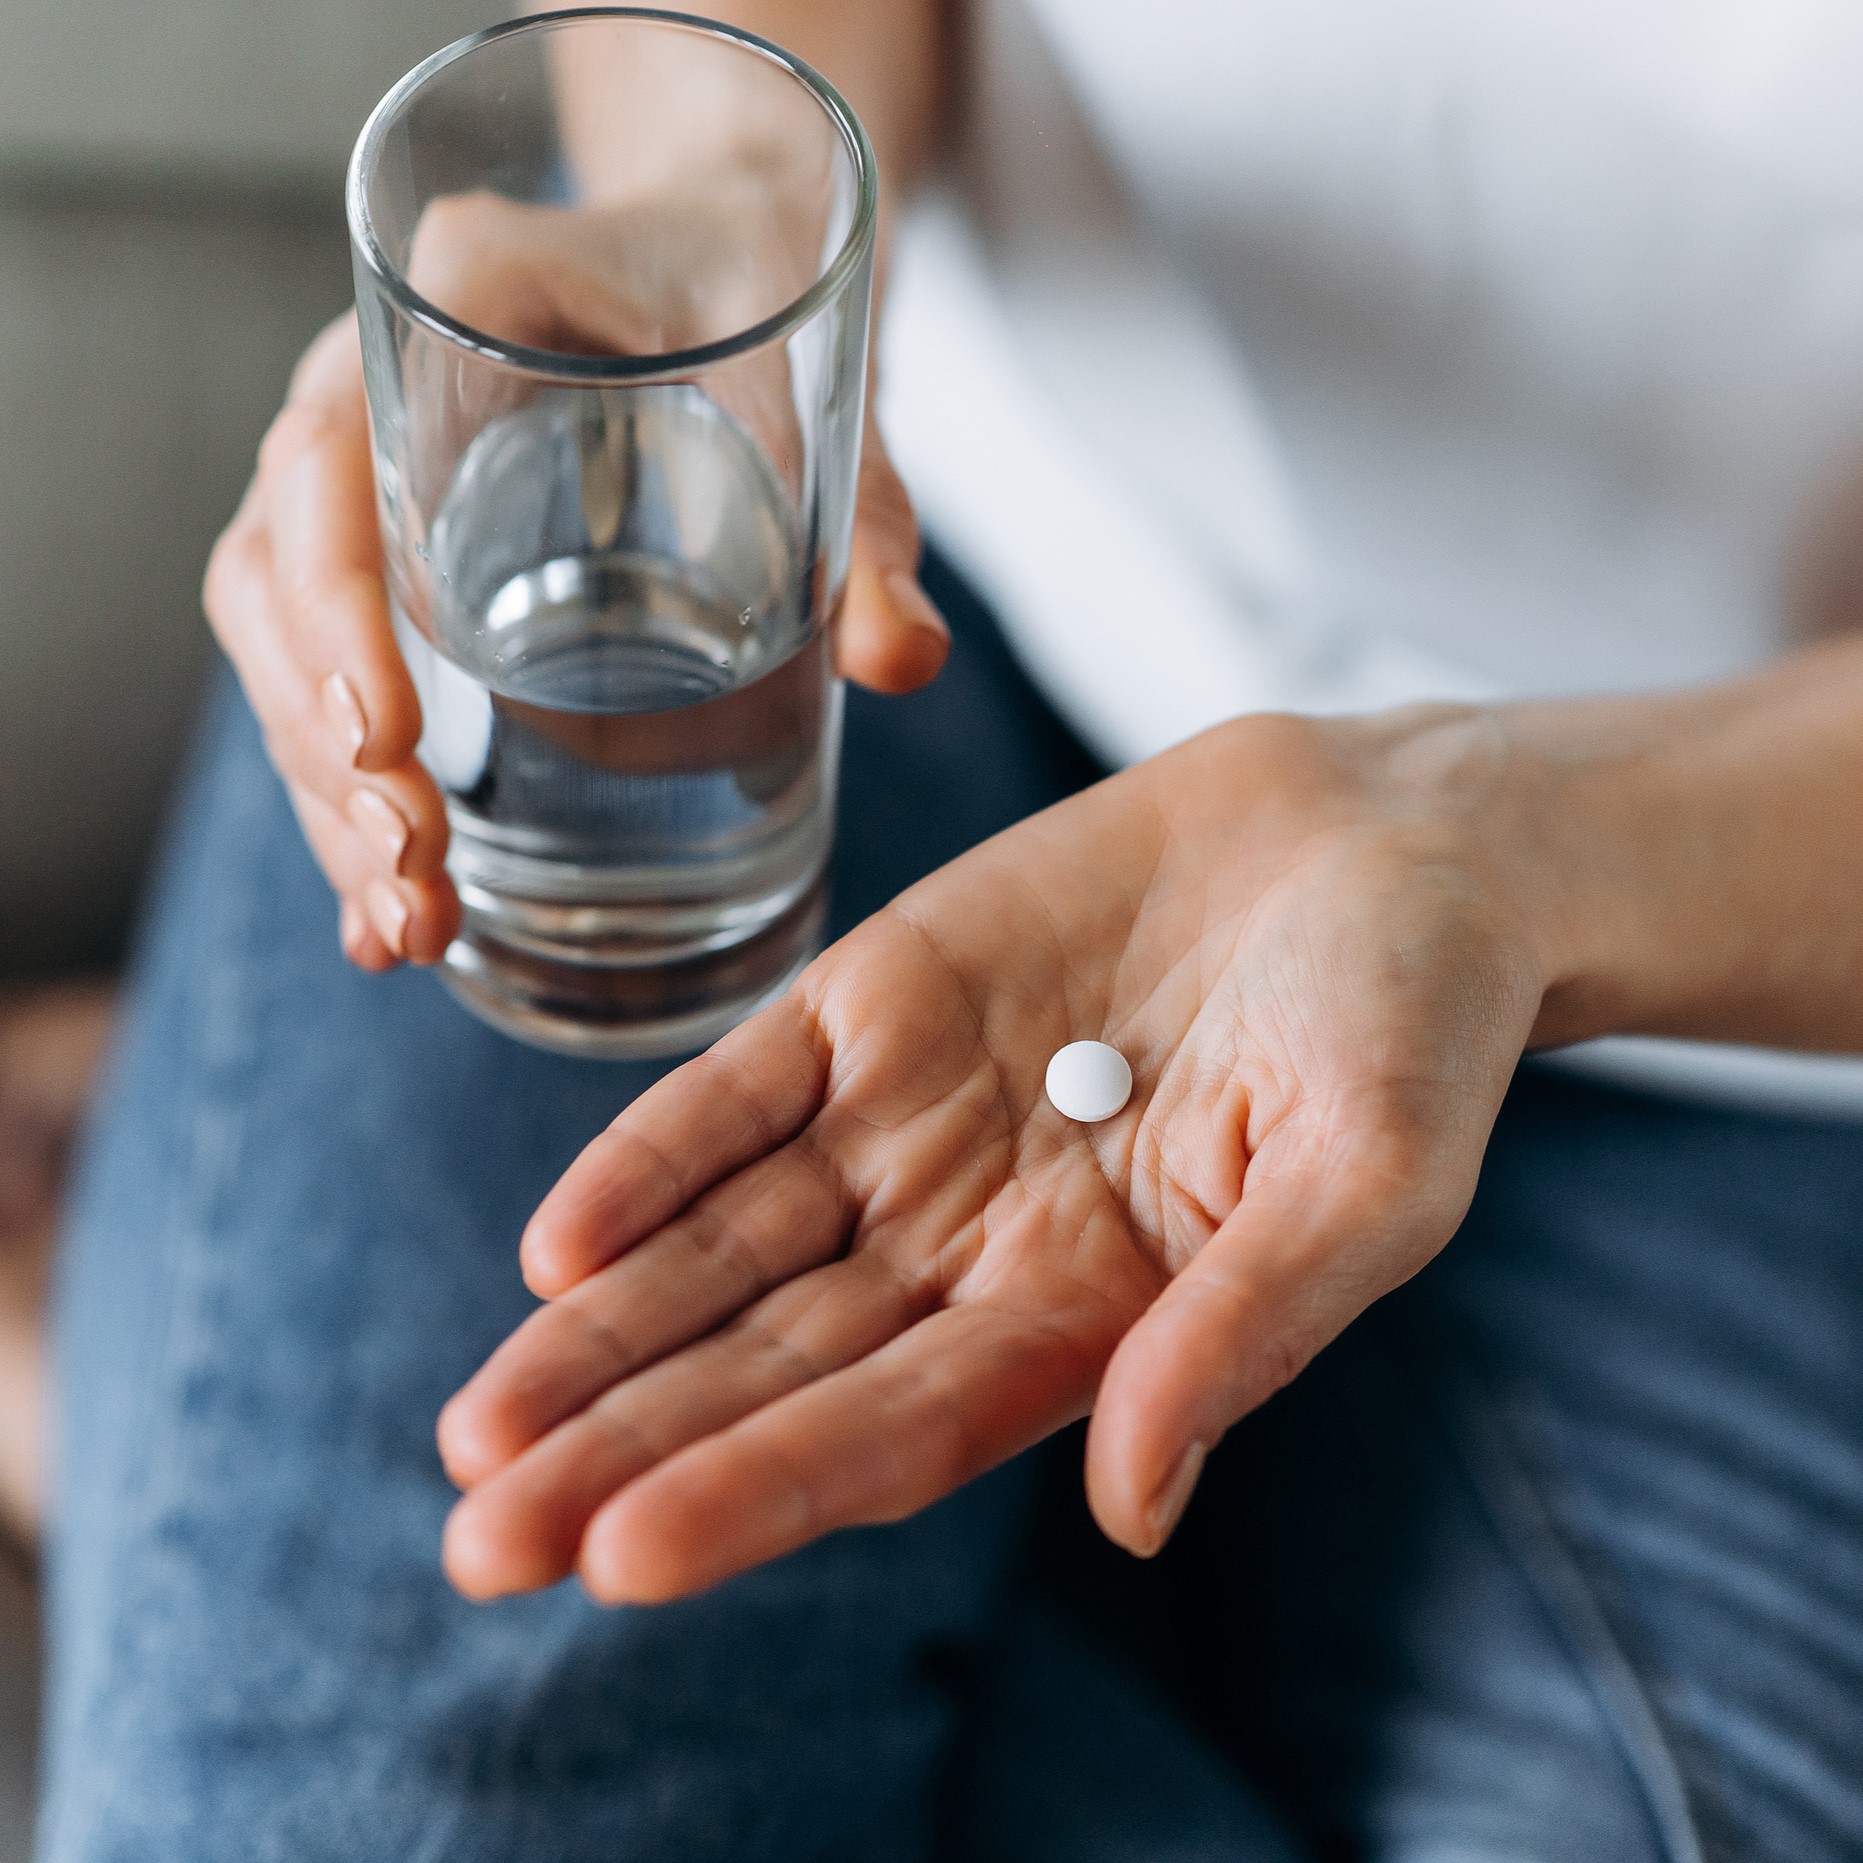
[39,558,1863,1861]
[39,555,1098,1863]
[1044,1069,1863,1863]
[1434,1073,1863,1860]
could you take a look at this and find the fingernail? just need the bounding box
[322,672,368,765]
[338,896,370,960]
[883,570,949,643]
[347,788,411,874]
[365,879,409,958]
[1141,1440,1206,1556]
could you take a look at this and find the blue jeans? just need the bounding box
[39,559,1863,1862]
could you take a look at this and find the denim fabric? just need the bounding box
[980,1088,1863,1863]
[39,559,1863,1861]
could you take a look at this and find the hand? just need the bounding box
[437,705,1557,1603]
[202,198,946,972]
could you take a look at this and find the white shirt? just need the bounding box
[880,0,1863,1117]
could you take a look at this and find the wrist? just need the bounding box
[1409,683,1792,1053]
[1485,701,1667,1049]
[1364,696,1687,1051]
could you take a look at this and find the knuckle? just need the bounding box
[1249,1328,1315,1407]
[201,520,265,631]
[287,312,359,399]
[407,190,510,306]
[1211,710,1330,791]
[688,1207,779,1306]
[201,532,239,619]
[411,190,481,249]
[257,399,339,483]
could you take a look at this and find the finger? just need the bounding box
[519,992,830,1296]
[836,415,949,696]
[287,784,461,968]
[207,499,451,881]
[286,780,403,970]
[1084,1103,1483,1558]
[404,193,567,346]
[440,1136,854,1485]
[442,1245,935,1599]
[338,896,397,974]
[205,489,317,743]
[288,784,396,970]
[257,314,422,775]
[577,1294,1104,1605]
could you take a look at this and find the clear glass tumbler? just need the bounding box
[346,9,875,1058]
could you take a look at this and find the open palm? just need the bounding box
[439,710,1547,1603]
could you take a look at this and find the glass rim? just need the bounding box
[345,6,878,384]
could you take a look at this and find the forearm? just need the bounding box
[1480,637,1863,1052]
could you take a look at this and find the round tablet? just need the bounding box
[1045,1041,1133,1124]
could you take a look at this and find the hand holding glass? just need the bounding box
[347,10,876,1056]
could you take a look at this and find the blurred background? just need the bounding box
[0,2,506,1848]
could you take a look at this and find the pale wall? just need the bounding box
[0,0,499,974]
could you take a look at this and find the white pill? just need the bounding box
[1045,1041,1133,1124]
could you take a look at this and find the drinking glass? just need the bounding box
[346,9,876,1057]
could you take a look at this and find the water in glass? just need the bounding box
[395,384,839,1057]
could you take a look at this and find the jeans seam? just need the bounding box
[1417,1346,1707,1863]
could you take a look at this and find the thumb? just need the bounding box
[1083,1113,1481,1557]
[837,410,950,695]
